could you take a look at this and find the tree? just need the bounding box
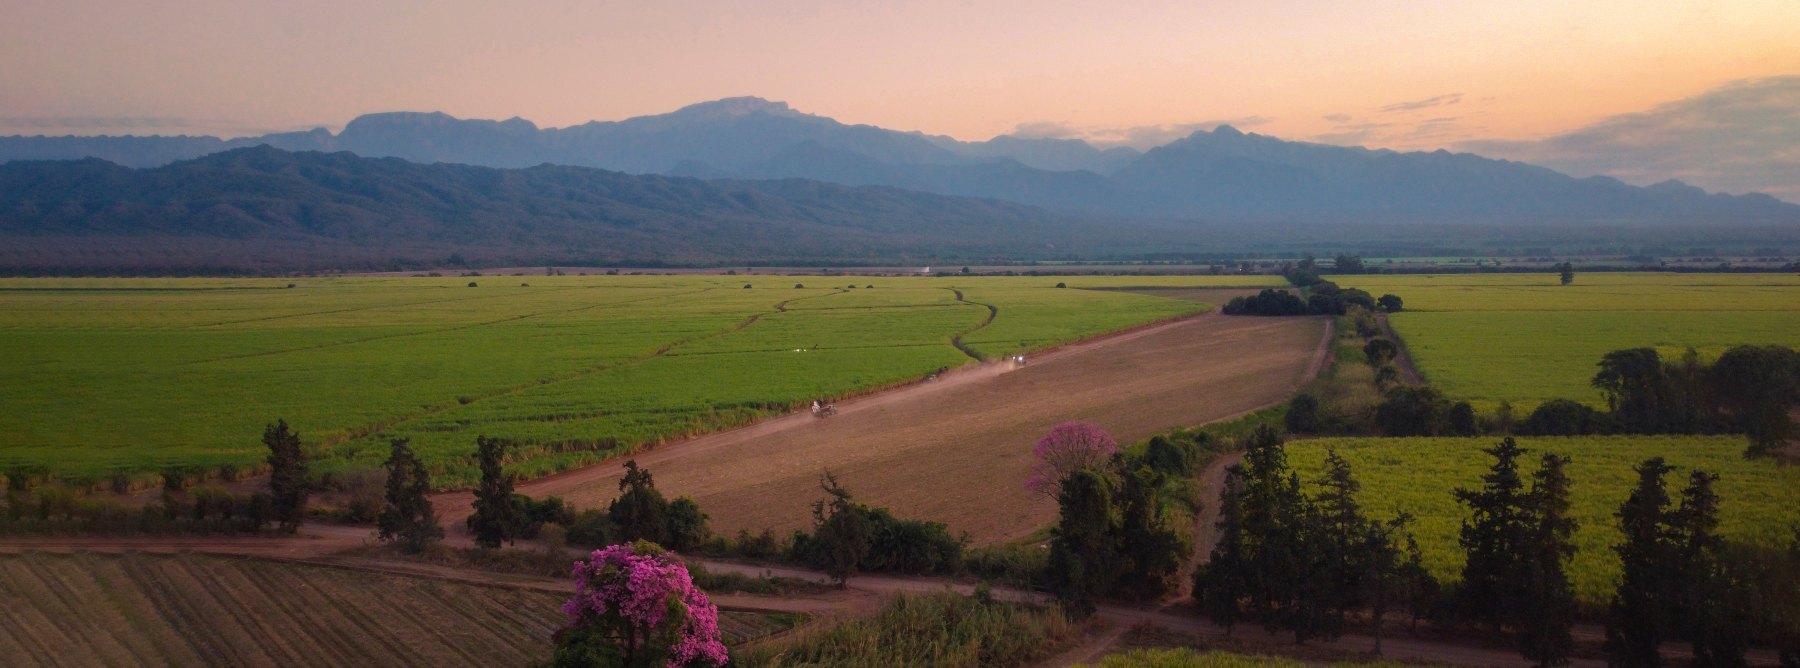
[1314,450,1370,640]
[544,543,727,668]
[1519,453,1578,667]
[377,438,442,554]
[1374,365,1401,390]
[1236,425,1330,641]
[1026,422,1118,497]
[811,472,871,588]
[1197,465,1249,633]
[1285,394,1323,433]
[610,460,669,544]
[1559,262,1575,285]
[1671,471,1749,668]
[1454,437,1532,630]
[1604,457,1678,668]
[1376,385,1450,436]
[1363,339,1399,369]
[1447,401,1479,436]
[1048,469,1119,617]
[1593,348,1673,433]
[470,435,524,549]
[1518,399,1603,436]
[1361,513,1419,654]
[662,497,710,552]
[1709,345,1800,458]
[1333,254,1365,274]
[1378,294,1403,313]
[1113,465,1187,601]
[262,419,308,534]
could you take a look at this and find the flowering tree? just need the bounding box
[546,542,728,668]
[1026,422,1118,497]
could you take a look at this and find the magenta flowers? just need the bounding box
[560,544,728,667]
[1025,421,1118,496]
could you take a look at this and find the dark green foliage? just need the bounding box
[1197,465,1248,633]
[262,419,308,534]
[1454,437,1533,630]
[1605,457,1677,668]
[1672,471,1750,668]
[1594,348,1677,433]
[565,508,618,547]
[1519,454,1578,668]
[1285,394,1322,434]
[1332,254,1365,274]
[1347,306,1383,338]
[1113,465,1187,601]
[1447,401,1479,436]
[662,496,710,552]
[1709,345,1800,457]
[1377,294,1403,312]
[1047,469,1118,617]
[1141,434,1199,477]
[377,438,442,554]
[1375,385,1451,436]
[608,460,668,544]
[1518,399,1606,436]
[810,472,872,588]
[469,435,524,549]
[1363,339,1399,369]
[1223,289,1311,316]
[511,494,575,538]
[1559,262,1575,285]
[858,506,966,574]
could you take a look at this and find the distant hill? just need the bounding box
[0,146,1154,273]
[3,98,1797,224]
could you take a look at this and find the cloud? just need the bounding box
[1323,114,1352,122]
[1009,117,1274,150]
[1456,76,1800,202]
[1380,93,1462,113]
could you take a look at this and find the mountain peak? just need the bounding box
[1212,124,1244,137]
[669,97,806,120]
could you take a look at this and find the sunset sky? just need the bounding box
[4,0,1798,197]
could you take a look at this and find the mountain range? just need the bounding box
[6,97,1797,224]
[1,145,1182,273]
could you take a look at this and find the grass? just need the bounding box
[730,590,1078,668]
[1284,434,1800,606]
[1336,273,1800,408]
[1074,649,1448,668]
[0,274,1252,488]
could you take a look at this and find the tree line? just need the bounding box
[1182,429,1800,667]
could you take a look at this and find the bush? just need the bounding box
[1223,289,1310,316]
[1375,385,1451,436]
[1285,394,1322,433]
[1378,294,1404,312]
[1517,399,1606,436]
[792,505,968,576]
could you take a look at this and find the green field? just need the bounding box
[1337,273,1800,407]
[1287,435,1800,605]
[0,274,1280,488]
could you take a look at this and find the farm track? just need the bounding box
[1376,312,1425,385]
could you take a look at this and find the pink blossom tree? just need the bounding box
[546,542,728,668]
[1025,421,1119,497]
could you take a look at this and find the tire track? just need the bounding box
[947,288,999,361]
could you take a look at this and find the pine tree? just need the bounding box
[609,460,669,544]
[1454,437,1533,630]
[1361,513,1417,655]
[1048,469,1119,617]
[469,435,524,549]
[1519,453,1579,667]
[1673,471,1748,668]
[1197,465,1249,633]
[1237,425,1330,642]
[1314,449,1370,639]
[262,419,308,534]
[377,438,442,554]
[811,472,870,589]
[1604,457,1677,668]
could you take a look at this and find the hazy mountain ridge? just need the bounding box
[0,145,1133,271]
[3,97,1796,223]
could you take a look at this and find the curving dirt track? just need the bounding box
[525,312,1329,545]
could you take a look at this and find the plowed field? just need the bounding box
[0,551,564,668]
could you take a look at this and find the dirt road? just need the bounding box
[518,313,1329,544]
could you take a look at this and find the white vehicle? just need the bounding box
[811,401,837,418]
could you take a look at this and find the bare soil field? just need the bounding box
[529,313,1329,544]
[0,551,564,668]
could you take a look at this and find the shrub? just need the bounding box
[1378,294,1404,312]
[1375,386,1451,436]
[1518,399,1606,436]
[1224,289,1310,316]
[1285,394,1322,434]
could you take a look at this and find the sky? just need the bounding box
[3,0,1798,198]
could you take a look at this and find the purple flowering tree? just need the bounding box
[1025,421,1118,497]
[548,543,728,668]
